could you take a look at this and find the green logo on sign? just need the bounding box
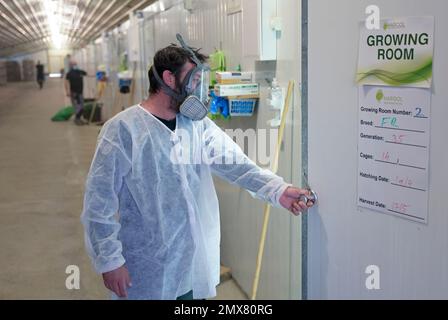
[383,23,388,30]
[376,90,384,102]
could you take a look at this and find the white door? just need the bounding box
[306,0,448,299]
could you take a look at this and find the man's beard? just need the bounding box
[168,96,181,113]
[168,82,183,113]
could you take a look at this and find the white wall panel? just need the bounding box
[307,0,448,299]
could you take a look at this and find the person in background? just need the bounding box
[65,61,87,126]
[36,61,44,90]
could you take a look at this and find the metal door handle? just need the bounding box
[299,189,318,205]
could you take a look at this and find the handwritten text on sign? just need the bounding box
[358,86,430,223]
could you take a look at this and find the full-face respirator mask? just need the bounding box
[151,34,210,121]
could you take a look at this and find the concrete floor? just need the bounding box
[0,79,247,300]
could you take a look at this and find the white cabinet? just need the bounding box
[242,0,278,61]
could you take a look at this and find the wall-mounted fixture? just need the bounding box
[242,0,279,61]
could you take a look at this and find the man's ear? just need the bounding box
[162,70,175,89]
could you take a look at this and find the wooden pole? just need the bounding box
[251,80,295,300]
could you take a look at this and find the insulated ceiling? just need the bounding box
[0,0,156,57]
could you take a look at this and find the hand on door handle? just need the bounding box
[299,189,318,206]
[299,173,318,207]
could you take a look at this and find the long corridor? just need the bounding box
[0,79,110,299]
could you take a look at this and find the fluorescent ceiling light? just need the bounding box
[42,0,66,49]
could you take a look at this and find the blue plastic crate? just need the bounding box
[96,71,106,81]
[229,99,257,116]
[119,78,132,87]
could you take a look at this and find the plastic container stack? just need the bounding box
[6,61,21,82]
[214,71,259,117]
[0,61,6,86]
[22,60,35,81]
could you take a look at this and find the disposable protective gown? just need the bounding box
[81,105,289,299]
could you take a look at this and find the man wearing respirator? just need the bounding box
[81,34,314,300]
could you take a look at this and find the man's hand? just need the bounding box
[102,265,132,298]
[279,187,315,216]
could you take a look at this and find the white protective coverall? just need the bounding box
[81,105,290,299]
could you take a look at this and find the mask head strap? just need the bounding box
[176,33,203,67]
[151,65,186,102]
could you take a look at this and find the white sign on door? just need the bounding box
[357,16,434,88]
[358,85,430,223]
